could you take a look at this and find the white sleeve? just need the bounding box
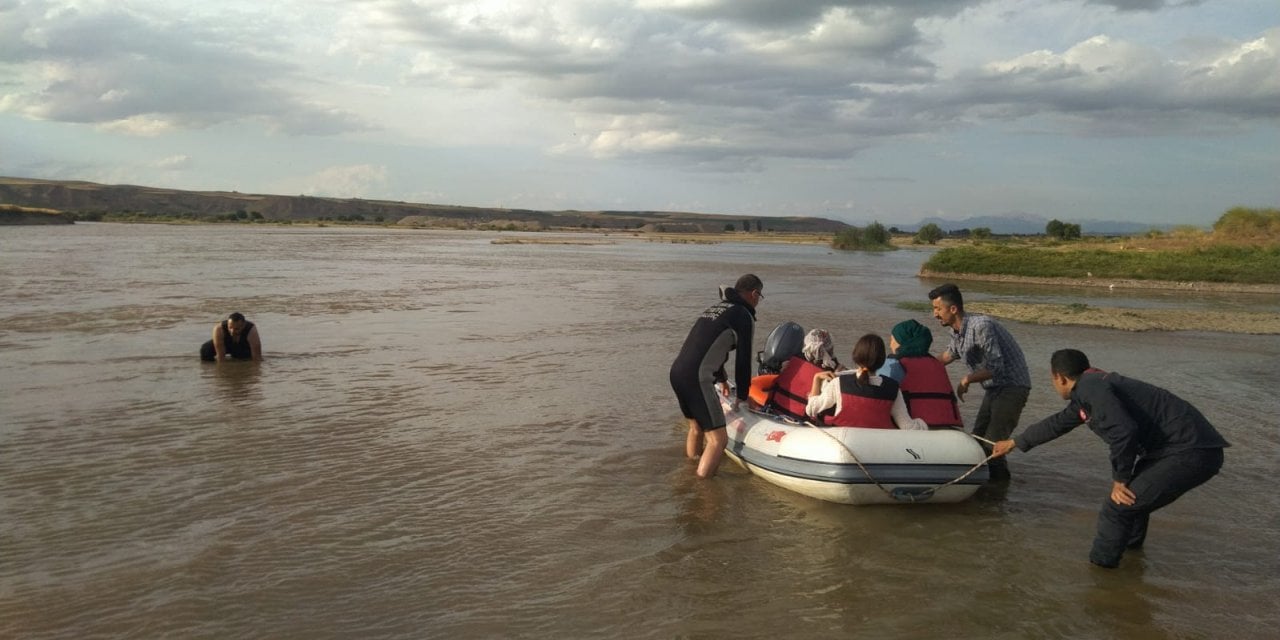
[806,377,840,419]
[891,389,929,430]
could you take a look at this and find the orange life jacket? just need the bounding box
[748,374,778,407]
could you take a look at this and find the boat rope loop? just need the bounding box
[804,422,997,503]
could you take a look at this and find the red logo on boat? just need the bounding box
[766,430,786,442]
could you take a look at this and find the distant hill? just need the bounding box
[906,213,1169,236]
[0,177,850,234]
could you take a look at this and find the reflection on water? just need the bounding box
[205,360,262,402]
[1,223,1277,639]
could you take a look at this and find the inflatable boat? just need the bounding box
[717,321,989,505]
[720,395,989,504]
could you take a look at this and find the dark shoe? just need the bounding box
[1090,559,1119,569]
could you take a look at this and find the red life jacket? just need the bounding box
[897,356,963,428]
[767,356,824,420]
[825,374,898,429]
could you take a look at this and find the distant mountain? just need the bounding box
[904,213,1170,236]
[0,177,849,234]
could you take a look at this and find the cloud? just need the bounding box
[0,1,367,136]
[288,164,390,198]
[334,0,1277,166]
[1084,0,1206,11]
[935,29,1280,132]
[155,154,191,170]
[3,0,1275,176]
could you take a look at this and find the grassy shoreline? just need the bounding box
[918,270,1280,295]
[922,245,1280,286]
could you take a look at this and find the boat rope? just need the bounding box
[802,421,997,503]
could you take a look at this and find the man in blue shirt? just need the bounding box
[929,283,1031,482]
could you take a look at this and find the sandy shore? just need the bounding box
[966,301,1280,334]
[920,270,1280,295]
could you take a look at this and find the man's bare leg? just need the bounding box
[696,428,728,478]
[685,420,703,459]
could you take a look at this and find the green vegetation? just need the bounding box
[833,221,895,251]
[895,301,932,313]
[1046,219,1082,240]
[1213,207,1280,241]
[921,207,1280,285]
[914,223,944,245]
[922,244,1280,284]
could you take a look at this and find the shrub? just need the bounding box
[915,223,943,245]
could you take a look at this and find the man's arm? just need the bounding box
[211,324,226,361]
[956,368,992,402]
[732,313,754,401]
[991,403,1083,459]
[248,326,263,361]
[1014,402,1086,451]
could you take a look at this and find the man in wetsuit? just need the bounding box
[200,312,262,362]
[991,349,1228,568]
[670,274,762,478]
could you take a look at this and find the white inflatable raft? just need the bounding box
[720,397,989,505]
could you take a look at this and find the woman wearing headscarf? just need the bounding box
[801,328,841,371]
[877,319,963,428]
[766,328,842,420]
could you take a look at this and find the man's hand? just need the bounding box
[1110,481,1136,506]
[990,439,1017,458]
[956,376,970,402]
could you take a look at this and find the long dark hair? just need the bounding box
[851,333,887,385]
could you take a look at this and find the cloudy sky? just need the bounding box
[1,0,1277,226]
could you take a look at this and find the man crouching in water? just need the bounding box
[200,312,262,362]
[669,274,762,478]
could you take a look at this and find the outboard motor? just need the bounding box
[757,321,805,375]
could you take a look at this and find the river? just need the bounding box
[2,223,1277,639]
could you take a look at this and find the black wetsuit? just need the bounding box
[200,320,256,361]
[1015,370,1228,567]
[669,287,756,431]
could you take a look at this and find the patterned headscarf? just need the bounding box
[891,319,933,357]
[802,329,840,370]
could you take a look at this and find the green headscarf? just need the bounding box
[891,319,933,358]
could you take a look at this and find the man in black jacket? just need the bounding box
[670,274,762,478]
[991,349,1228,568]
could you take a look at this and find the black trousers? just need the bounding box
[1090,447,1224,567]
[973,385,1030,481]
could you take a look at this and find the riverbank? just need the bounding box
[0,205,74,225]
[964,300,1280,334]
[920,270,1280,295]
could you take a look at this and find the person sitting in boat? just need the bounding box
[805,333,928,430]
[200,312,262,362]
[765,328,842,420]
[877,319,963,429]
